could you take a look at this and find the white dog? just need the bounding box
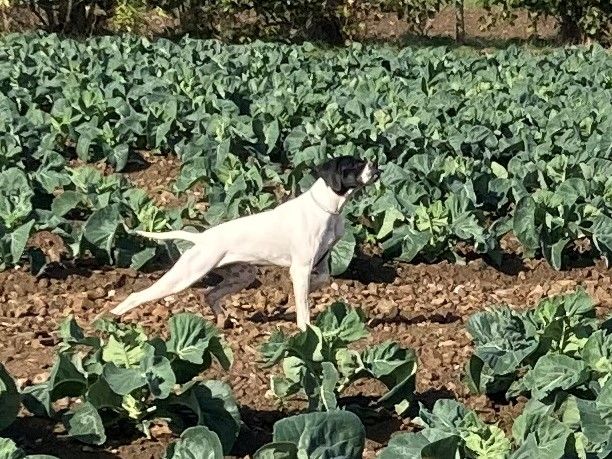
[109,156,380,330]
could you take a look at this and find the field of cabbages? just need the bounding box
[0,34,611,458]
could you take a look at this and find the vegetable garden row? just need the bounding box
[1,289,611,457]
[0,33,611,456]
[1,33,612,274]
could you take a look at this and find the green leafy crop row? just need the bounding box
[0,306,386,458]
[164,411,367,459]
[260,303,418,416]
[463,289,612,457]
[0,314,239,457]
[257,291,611,458]
[2,294,611,457]
[380,289,612,459]
[24,313,239,451]
[0,34,611,273]
[380,395,612,459]
[465,290,610,400]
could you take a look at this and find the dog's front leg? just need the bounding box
[290,263,311,330]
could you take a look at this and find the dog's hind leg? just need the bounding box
[110,246,225,316]
[205,264,257,328]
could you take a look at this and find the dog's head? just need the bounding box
[314,156,380,195]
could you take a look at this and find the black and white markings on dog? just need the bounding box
[108,156,381,330]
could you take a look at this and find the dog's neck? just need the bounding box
[307,178,353,215]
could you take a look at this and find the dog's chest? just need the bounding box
[312,216,341,259]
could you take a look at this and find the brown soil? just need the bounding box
[1,250,611,458]
[119,151,189,209]
[2,5,560,45]
[363,7,558,44]
[68,151,187,208]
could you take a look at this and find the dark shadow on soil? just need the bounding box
[390,33,560,50]
[249,309,290,324]
[340,255,398,284]
[119,150,152,173]
[563,247,601,270]
[39,256,230,283]
[486,391,519,406]
[251,303,465,327]
[5,417,121,459]
[416,387,457,411]
[235,406,289,455]
[38,250,180,281]
[364,416,404,445]
[482,248,602,275]
[42,262,107,280]
[370,311,462,328]
[341,395,405,445]
[483,253,526,276]
[406,311,462,325]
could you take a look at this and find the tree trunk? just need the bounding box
[306,13,344,44]
[455,0,465,43]
[559,15,582,43]
[1,9,9,32]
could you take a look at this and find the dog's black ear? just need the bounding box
[314,159,342,193]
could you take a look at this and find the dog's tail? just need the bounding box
[134,230,201,244]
